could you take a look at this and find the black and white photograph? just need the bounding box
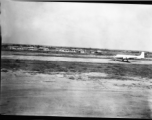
[1,0,152,118]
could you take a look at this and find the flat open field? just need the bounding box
[2,54,152,65]
[2,51,107,59]
[1,58,152,118]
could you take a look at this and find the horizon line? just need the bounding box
[2,42,152,53]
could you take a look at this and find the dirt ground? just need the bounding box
[1,59,152,118]
[1,70,152,118]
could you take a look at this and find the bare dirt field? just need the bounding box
[1,59,152,118]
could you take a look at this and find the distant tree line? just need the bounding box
[1,43,152,58]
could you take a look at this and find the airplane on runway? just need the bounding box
[113,52,145,62]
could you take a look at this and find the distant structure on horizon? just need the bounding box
[1,43,152,58]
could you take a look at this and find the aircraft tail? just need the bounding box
[139,52,145,58]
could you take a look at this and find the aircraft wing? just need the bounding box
[127,57,137,60]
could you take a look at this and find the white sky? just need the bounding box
[1,0,152,51]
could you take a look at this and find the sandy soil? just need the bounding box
[1,70,152,118]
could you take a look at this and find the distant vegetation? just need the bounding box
[1,43,152,58]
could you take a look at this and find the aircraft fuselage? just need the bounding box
[113,52,145,62]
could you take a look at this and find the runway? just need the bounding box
[2,54,152,65]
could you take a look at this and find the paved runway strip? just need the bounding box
[2,55,152,64]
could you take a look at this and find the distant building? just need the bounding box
[96,50,102,53]
[58,49,65,52]
[8,46,23,50]
[90,50,95,54]
[63,49,70,52]
[78,49,85,53]
[43,48,50,51]
[27,46,37,51]
[38,47,45,51]
[70,49,77,53]
[9,46,16,50]
[16,47,24,50]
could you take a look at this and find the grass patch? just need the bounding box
[1,59,152,79]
